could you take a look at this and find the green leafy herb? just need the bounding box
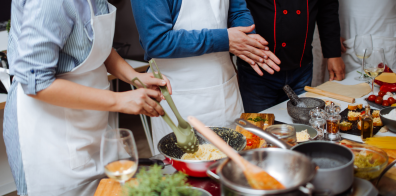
[123,165,200,196]
[6,20,11,33]
[247,116,268,122]
[357,71,370,78]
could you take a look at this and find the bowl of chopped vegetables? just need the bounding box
[351,147,388,181]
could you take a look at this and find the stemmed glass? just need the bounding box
[354,34,373,81]
[101,128,138,185]
[363,48,386,94]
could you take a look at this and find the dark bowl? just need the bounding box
[287,98,326,125]
[379,107,396,133]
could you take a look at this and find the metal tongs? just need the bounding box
[131,60,199,153]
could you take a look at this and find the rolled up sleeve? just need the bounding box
[228,0,256,34]
[131,0,230,59]
[13,0,73,95]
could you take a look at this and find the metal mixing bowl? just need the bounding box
[379,107,396,133]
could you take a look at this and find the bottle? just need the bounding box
[283,85,307,107]
[360,105,373,141]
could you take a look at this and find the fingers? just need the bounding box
[257,59,280,74]
[145,88,162,103]
[144,90,164,116]
[328,69,335,81]
[161,75,172,95]
[247,34,269,46]
[264,50,281,66]
[234,24,255,34]
[238,54,263,76]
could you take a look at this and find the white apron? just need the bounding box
[16,1,116,195]
[339,0,396,73]
[151,0,244,154]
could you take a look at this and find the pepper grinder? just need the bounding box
[324,102,342,141]
[309,107,326,139]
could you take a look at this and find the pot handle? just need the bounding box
[299,183,315,196]
[376,159,396,186]
[234,118,292,150]
[138,158,165,169]
[206,161,222,182]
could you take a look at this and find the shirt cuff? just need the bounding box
[20,69,55,95]
[210,29,229,52]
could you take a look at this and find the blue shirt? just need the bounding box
[4,0,108,195]
[130,0,255,61]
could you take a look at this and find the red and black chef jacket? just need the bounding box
[243,0,341,70]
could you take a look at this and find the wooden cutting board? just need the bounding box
[235,113,275,132]
[94,179,121,196]
[94,178,138,196]
[235,113,275,150]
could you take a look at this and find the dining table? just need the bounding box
[95,68,396,196]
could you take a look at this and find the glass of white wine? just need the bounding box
[101,128,138,185]
[363,48,386,94]
[354,34,373,81]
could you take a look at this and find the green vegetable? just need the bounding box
[247,116,268,122]
[357,71,370,78]
[6,20,11,33]
[123,165,200,196]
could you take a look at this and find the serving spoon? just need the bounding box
[148,59,199,153]
[188,116,285,190]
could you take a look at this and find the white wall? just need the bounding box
[0,31,7,52]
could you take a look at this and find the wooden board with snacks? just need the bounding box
[94,179,122,196]
[339,105,383,136]
[235,113,274,150]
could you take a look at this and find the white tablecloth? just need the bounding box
[261,69,396,142]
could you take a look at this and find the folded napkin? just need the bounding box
[305,81,371,98]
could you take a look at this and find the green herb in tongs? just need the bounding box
[123,165,200,196]
[247,116,268,122]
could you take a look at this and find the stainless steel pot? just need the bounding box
[207,148,316,196]
[236,119,355,195]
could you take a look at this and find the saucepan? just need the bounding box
[140,126,246,177]
[207,119,355,195]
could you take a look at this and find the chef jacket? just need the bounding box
[243,0,342,70]
[130,0,255,61]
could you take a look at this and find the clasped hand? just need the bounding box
[228,25,281,76]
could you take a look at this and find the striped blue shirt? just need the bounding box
[4,0,109,195]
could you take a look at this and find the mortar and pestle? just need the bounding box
[284,85,325,125]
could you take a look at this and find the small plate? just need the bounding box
[287,124,318,142]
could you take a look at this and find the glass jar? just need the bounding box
[325,102,342,141]
[309,107,326,139]
[266,125,297,146]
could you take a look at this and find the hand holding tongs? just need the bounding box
[131,60,198,153]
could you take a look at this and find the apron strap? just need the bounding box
[86,0,95,19]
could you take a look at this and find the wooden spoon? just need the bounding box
[188,116,285,190]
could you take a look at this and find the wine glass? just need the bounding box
[354,34,373,81]
[363,48,386,94]
[101,128,138,185]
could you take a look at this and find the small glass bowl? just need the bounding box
[266,124,297,146]
[351,147,388,181]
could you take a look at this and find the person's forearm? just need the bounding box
[104,49,138,84]
[29,79,119,112]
